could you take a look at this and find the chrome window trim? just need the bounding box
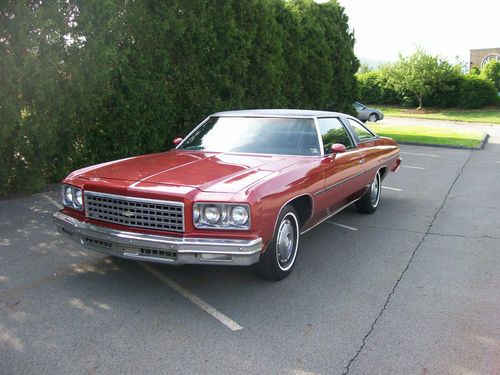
[176,115,322,157]
[175,116,211,150]
[313,117,325,157]
[345,116,378,143]
[315,116,356,153]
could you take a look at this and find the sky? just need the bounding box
[334,0,500,64]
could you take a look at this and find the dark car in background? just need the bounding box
[353,102,384,122]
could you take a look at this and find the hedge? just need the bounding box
[0,0,359,198]
[456,74,498,109]
[356,72,400,105]
[357,71,497,109]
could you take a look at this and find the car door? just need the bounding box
[314,117,366,217]
[345,117,383,185]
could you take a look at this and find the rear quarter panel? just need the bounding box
[357,136,400,183]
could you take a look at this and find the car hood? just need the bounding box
[70,150,299,194]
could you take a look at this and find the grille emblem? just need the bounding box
[121,211,135,218]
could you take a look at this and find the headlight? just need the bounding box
[193,205,200,222]
[63,186,73,205]
[203,205,221,224]
[61,184,84,211]
[193,203,250,230]
[74,189,83,208]
[231,206,249,226]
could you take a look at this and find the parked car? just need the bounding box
[54,110,401,280]
[353,102,384,122]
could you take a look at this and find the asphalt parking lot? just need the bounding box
[1,141,499,375]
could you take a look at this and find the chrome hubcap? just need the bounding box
[369,114,377,122]
[277,218,295,266]
[370,173,380,206]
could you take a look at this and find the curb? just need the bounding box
[397,133,489,150]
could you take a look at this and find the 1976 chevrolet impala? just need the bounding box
[54,110,401,280]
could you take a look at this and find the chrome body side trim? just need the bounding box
[313,171,366,196]
[54,212,261,266]
[300,197,361,235]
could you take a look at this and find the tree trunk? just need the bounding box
[417,95,423,110]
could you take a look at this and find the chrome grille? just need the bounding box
[84,191,184,232]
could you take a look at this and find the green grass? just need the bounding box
[369,124,485,148]
[373,105,500,124]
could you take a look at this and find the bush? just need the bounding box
[357,71,400,104]
[425,74,463,108]
[0,0,359,198]
[480,60,500,91]
[457,75,498,109]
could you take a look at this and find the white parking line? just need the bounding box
[382,186,402,191]
[402,151,440,158]
[402,165,425,170]
[140,263,243,331]
[326,221,358,231]
[41,192,243,331]
[41,193,63,209]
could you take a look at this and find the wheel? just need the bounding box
[368,113,379,122]
[355,171,381,214]
[255,205,300,281]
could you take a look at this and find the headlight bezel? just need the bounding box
[193,203,250,230]
[61,184,84,211]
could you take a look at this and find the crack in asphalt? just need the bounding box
[341,151,474,375]
[356,224,426,235]
[355,224,499,241]
[428,232,500,240]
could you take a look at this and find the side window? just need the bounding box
[348,118,376,141]
[317,118,353,154]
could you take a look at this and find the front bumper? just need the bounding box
[54,212,262,266]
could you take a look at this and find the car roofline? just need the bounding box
[212,109,345,118]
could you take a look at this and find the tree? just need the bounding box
[480,60,500,91]
[383,49,461,109]
[0,0,359,197]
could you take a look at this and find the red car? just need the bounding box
[54,110,401,280]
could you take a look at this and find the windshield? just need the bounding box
[178,116,320,156]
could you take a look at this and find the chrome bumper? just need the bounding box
[54,212,262,266]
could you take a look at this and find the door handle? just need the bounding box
[359,159,365,164]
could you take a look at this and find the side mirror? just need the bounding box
[331,143,347,154]
[173,137,183,146]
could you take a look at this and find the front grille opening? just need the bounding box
[84,192,184,232]
[82,237,112,250]
[139,248,177,260]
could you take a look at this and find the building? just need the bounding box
[470,47,500,69]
